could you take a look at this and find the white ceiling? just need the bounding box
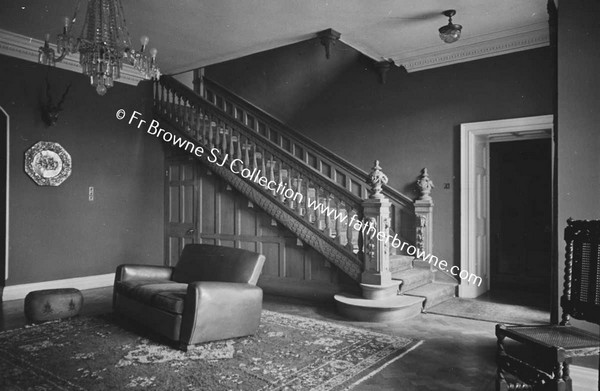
[0,0,550,74]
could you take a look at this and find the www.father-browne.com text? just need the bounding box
[119,109,482,287]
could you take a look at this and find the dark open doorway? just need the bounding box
[489,138,552,309]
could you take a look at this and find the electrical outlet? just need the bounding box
[89,186,94,201]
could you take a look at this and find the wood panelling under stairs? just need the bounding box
[165,155,358,301]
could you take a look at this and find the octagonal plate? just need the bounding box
[24,141,72,186]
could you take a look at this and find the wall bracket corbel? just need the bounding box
[317,28,341,59]
[374,60,394,84]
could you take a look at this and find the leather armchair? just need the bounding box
[113,244,265,350]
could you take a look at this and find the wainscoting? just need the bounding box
[165,156,357,300]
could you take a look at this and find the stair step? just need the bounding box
[393,268,432,292]
[334,292,424,322]
[389,254,413,273]
[404,282,456,310]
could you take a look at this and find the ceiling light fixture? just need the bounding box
[38,0,160,96]
[438,10,462,44]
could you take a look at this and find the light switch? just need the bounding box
[89,186,94,201]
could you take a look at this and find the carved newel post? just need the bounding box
[360,161,395,299]
[415,168,434,261]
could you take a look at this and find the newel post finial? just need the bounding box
[367,160,388,199]
[415,168,434,258]
[416,168,434,201]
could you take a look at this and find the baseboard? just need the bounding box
[2,273,115,301]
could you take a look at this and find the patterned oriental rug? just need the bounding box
[0,310,421,390]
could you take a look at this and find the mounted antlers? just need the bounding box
[42,76,71,127]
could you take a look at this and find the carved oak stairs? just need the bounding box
[153,74,457,322]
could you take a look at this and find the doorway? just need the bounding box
[460,115,554,299]
[489,138,552,308]
[1,107,9,299]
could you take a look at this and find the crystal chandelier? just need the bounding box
[38,0,160,95]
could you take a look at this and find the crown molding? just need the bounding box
[390,22,549,73]
[0,29,144,86]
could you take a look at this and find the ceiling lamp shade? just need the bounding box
[438,10,462,44]
[38,0,160,95]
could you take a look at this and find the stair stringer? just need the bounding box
[156,112,363,282]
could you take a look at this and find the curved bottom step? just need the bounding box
[334,293,424,322]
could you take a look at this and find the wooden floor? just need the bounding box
[1,287,597,390]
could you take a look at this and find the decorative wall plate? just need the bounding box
[25,141,72,186]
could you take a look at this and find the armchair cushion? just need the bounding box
[115,280,187,314]
[115,264,174,282]
[152,291,187,314]
[172,244,264,285]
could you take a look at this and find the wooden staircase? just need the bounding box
[152,74,456,320]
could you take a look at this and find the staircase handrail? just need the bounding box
[201,77,415,210]
[159,75,362,209]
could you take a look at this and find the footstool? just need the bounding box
[24,288,84,322]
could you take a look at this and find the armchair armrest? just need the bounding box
[115,264,174,283]
[180,281,263,347]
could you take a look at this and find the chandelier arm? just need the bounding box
[39,0,159,95]
[54,48,70,63]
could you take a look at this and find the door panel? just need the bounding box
[165,158,198,266]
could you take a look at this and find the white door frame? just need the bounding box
[1,106,9,282]
[459,115,554,298]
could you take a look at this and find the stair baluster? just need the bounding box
[243,137,250,167]
[251,143,258,173]
[221,124,228,154]
[236,130,243,166]
[346,205,356,252]
[207,119,214,148]
[295,174,303,216]
[286,167,294,209]
[268,155,276,196]
[215,120,221,150]
[278,164,285,203]
[260,147,267,184]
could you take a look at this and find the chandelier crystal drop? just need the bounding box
[38,0,160,95]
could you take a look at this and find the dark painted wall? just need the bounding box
[206,42,555,270]
[557,1,600,335]
[1,55,164,286]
